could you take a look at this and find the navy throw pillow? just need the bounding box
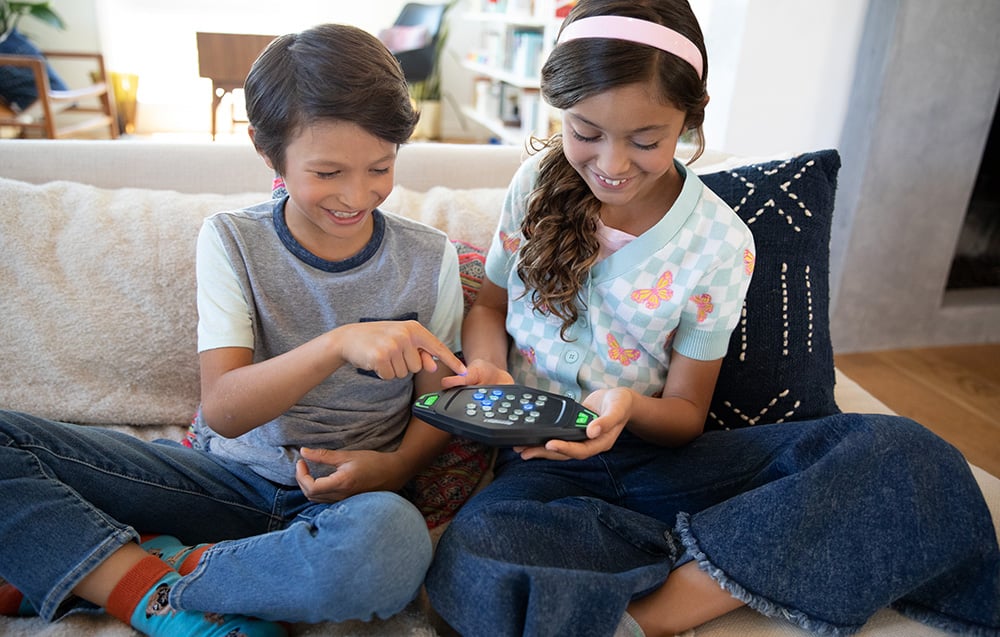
[700,149,842,430]
[0,29,69,111]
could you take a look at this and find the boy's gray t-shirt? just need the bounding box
[193,198,461,485]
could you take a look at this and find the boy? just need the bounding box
[0,23,464,636]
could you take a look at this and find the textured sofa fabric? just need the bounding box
[0,177,504,426]
[0,139,996,637]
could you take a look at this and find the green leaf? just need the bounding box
[1,2,66,35]
[26,4,66,30]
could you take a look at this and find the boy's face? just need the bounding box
[272,120,397,261]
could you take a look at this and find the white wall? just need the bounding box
[698,0,868,157]
[16,0,98,51]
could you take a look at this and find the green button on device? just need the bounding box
[417,394,439,408]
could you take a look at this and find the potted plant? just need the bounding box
[408,0,457,140]
[0,1,64,44]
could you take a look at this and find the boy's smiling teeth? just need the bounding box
[330,209,362,219]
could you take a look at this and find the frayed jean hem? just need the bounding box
[675,512,863,637]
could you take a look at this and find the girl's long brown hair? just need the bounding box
[517,0,709,340]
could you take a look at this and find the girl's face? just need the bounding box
[562,82,688,230]
[269,120,396,261]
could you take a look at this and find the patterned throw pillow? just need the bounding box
[699,149,842,430]
[414,240,490,528]
[453,239,487,317]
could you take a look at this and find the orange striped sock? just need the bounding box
[104,555,172,625]
[106,556,287,637]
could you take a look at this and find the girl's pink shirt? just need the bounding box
[595,219,636,261]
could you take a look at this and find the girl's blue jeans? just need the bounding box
[0,410,433,623]
[426,413,1000,637]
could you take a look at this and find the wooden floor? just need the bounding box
[835,344,1000,478]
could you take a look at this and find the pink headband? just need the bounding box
[556,15,704,79]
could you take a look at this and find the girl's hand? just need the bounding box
[441,358,513,389]
[515,388,633,461]
[295,447,404,502]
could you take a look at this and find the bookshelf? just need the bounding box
[459,1,566,144]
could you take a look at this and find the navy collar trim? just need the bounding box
[271,196,385,272]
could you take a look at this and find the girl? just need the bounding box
[425,1,1000,636]
[0,24,466,636]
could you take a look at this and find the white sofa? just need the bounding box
[0,139,997,637]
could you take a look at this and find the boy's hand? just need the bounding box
[295,447,404,502]
[337,320,465,380]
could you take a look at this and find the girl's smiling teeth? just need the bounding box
[596,173,629,187]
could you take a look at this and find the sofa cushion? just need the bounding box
[0,177,268,425]
[700,149,842,429]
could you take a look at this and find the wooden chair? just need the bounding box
[196,32,277,141]
[0,50,119,139]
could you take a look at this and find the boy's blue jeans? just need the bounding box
[426,413,1000,637]
[0,410,433,623]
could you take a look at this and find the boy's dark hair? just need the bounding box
[244,23,419,174]
[520,0,710,339]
